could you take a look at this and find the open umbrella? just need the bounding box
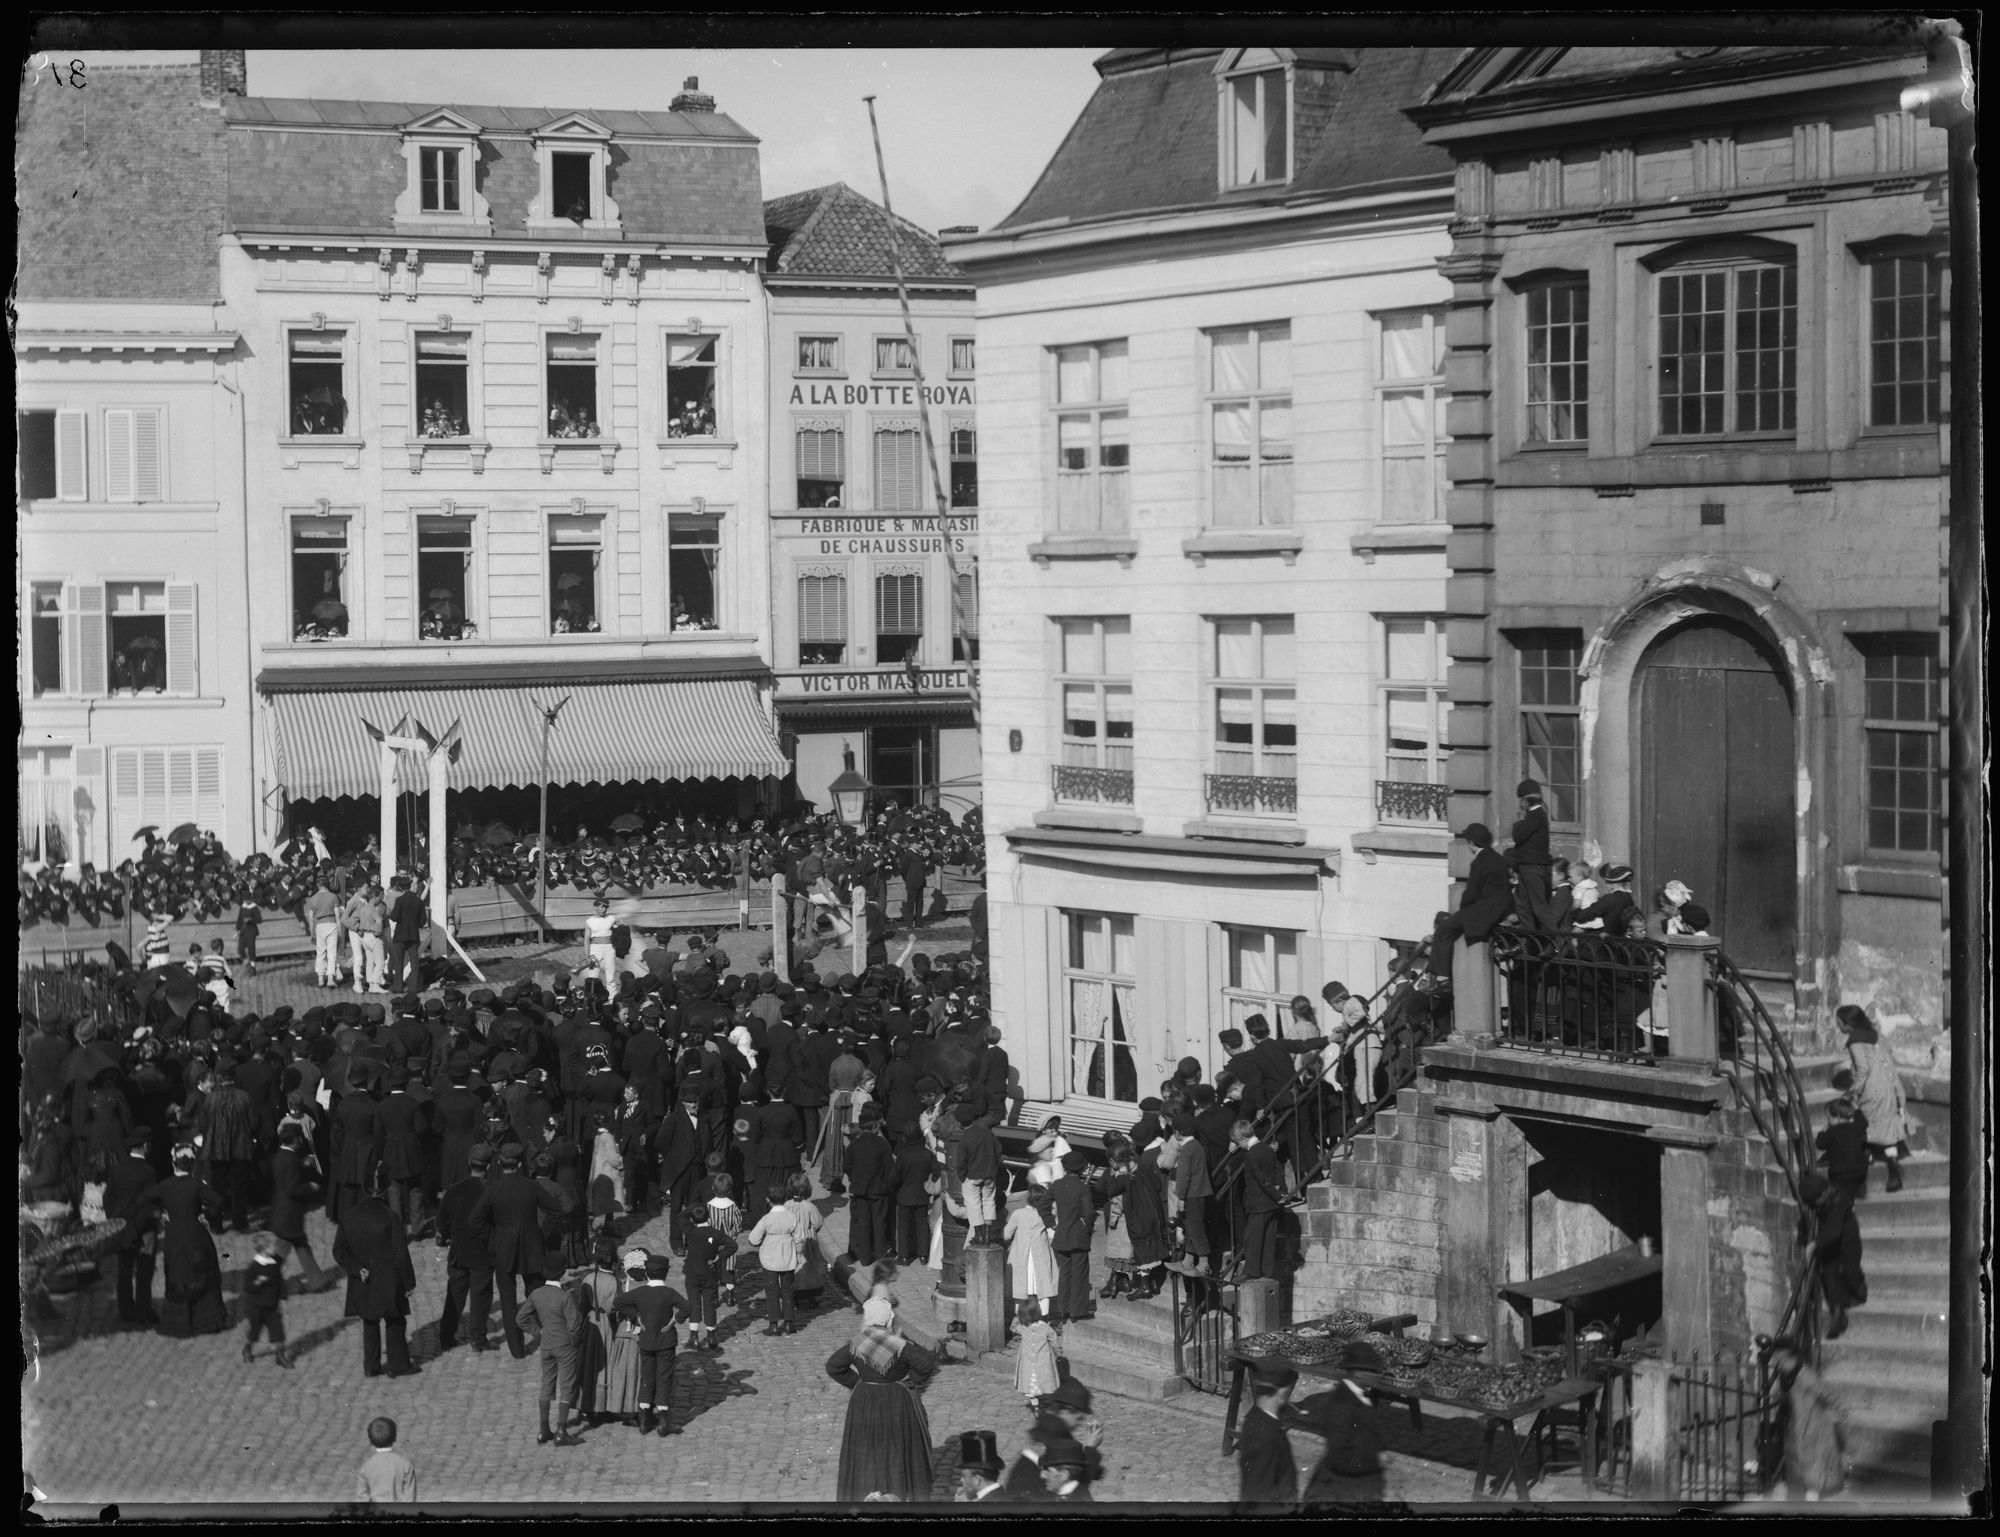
[125,634,163,652]
[311,598,349,624]
[131,826,160,844]
[480,823,518,847]
[453,823,481,843]
[425,589,463,622]
[166,823,202,847]
[610,813,646,834]
[555,573,586,592]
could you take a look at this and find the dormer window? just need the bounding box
[396,109,490,232]
[528,114,621,233]
[1220,62,1291,189]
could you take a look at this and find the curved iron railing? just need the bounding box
[1490,927,1667,1063]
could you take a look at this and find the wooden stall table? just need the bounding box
[1220,1314,1418,1454]
[1469,1377,1601,1500]
[1496,1245,1663,1377]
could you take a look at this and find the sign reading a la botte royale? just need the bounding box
[787,382,975,407]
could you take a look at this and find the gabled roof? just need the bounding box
[1414,43,1923,115]
[998,46,1458,232]
[223,97,757,141]
[763,183,964,282]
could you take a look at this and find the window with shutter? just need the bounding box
[109,748,142,855]
[133,408,164,501]
[873,429,922,511]
[875,571,923,664]
[796,424,846,508]
[195,747,224,832]
[165,583,198,695]
[65,582,108,699]
[141,748,169,828]
[55,410,88,501]
[952,568,979,664]
[798,572,847,665]
[104,409,135,503]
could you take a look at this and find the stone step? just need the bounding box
[1086,1294,1180,1340]
[1856,1259,1952,1299]
[1846,1186,1949,1230]
[1056,1336,1193,1403]
[1822,1363,1949,1422]
[1816,1330,1950,1379]
[1826,1296,1949,1345]
[1854,1153,1949,1192]
[1355,1136,1449,1173]
[1840,1420,1938,1485]
[1860,1224,1951,1263]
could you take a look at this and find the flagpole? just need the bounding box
[863,94,979,728]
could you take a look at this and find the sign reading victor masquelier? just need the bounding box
[784,514,978,556]
[777,667,971,696]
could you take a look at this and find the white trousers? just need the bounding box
[314,922,342,982]
[360,933,388,992]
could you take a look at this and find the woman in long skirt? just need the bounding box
[1837,1005,1911,1190]
[570,1237,624,1424]
[143,1147,230,1338]
[595,1246,646,1426]
[825,1297,937,1502]
[588,1123,626,1239]
[1004,1190,1059,1317]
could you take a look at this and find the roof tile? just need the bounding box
[763,183,963,281]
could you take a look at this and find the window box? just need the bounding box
[1203,773,1297,818]
[1051,763,1134,807]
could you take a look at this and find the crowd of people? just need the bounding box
[17,804,984,933]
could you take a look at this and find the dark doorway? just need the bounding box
[1638,617,1796,976]
[867,725,931,810]
[1518,1120,1663,1352]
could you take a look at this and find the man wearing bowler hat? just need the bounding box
[954,1430,1007,1501]
[435,1143,497,1352]
[1237,1356,1300,1510]
[1506,780,1556,929]
[1004,1378,1102,1499]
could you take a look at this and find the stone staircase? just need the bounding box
[1053,1288,1194,1402]
[1816,1149,1951,1494]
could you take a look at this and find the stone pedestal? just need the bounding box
[1238,1278,1284,1336]
[964,1242,1008,1355]
[1452,935,1496,1039]
[937,1211,969,1298]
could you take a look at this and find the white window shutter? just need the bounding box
[55,410,88,501]
[167,749,196,822]
[195,748,224,834]
[140,748,169,830]
[133,408,165,502]
[165,582,198,695]
[109,748,141,857]
[65,582,108,698]
[104,410,136,502]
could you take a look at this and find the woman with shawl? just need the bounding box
[825,1295,937,1502]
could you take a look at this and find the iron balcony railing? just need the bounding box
[1051,763,1134,806]
[1204,772,1296,817]
[1491,928,1667,1063]
[1375,778,1450,823]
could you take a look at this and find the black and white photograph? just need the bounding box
[16,14,1985,1518]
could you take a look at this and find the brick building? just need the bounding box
[16,57,254,867]
[218,68,789,847]
[949,46,1463,1118]
[760,183,981,815]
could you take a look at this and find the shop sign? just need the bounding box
[789,514,977,556]
[788,383,973,407]
[778,666,970,696]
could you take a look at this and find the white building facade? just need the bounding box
[950,46,1465,1114]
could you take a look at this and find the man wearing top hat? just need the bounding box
[954,1430,1008,1501]
[377,1066,431,1229]
[468,1143,573,1359]
[655,1085,708,1256]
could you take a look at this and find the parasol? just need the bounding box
[310,598,349,623]
[425,589,463,622]
[555,573,586,592]
[610,813,645,834]
[166,823,202,847]
[131,826,160,843]
[125,634,163,652]
[480,823,518,847]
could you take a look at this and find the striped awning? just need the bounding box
[267,679,788,800]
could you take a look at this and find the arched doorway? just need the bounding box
[1637,616,1796,976]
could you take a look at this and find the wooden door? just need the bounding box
[1639,620,1796,975]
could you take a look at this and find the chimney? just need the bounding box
[670,75,716,114]
[199,48,247,105]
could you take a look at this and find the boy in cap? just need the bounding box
[518,1272,589,1446]
[1236,1357,1300,1510]
[613,1252,691,1436]
[241,1230,295,1368]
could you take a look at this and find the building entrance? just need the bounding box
[867,725,932,809]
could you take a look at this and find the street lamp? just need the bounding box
[828,743,871,826]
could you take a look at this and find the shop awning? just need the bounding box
[267,678,787,800]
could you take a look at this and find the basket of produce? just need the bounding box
[23,1201,77,1241]
[1324,1308,1376,1338]
[1577,1321,1618,1367]
[1474,1366,1545,1415]
[1519,1346,1567,1388]
[1375,1335,1433,1371]
[1236,1333,1283,1359]
[1284,1337,1346,1367]
[1288,1320,1336,1340]
[1419,1362,1484,1401]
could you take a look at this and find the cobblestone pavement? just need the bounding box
[22,1163,1583,1511]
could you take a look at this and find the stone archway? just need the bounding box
[1576,559,1837,1020]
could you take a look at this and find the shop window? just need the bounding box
[291,519,351,642]
[418,517,475,641]
[1057,617,1133,794]
[949,421,978,509]
[1656,259,1796,437]
[289,331,348,436]
[1867,255,1942,428]
[1063,911,1137,1104]
[950,337,975,377]
[1380,617,1451,822]
[419,145,462,214]
[1209,322,1292,527]
[951,568,979,664]
[551,151,593,222]
[797,335,842,375]
[548,515,602,633]
[414,331,470,438]
[546,333,601,439]
[670,514,721,631]
[796,423,846,508]
[666,336,719,438]
[1857,635,1941,854]
[874,336,916,378]
[1054,340,1129,533]
[874,570,923,665]
[1516,630,1584,826]
[1526,281,1590,443]
[874,426,923,511]
[29,582,63,696]
[798,570,847,666]
[1378,309,1447,523]
[19,412,58,500]
[1221,66,1289,189]
[1224,926,1301,1038]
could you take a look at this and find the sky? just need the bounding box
[44,48,1109,235]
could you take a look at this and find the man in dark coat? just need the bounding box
[899,845,931,927]
[622,1012,672,1121]
[1232,1118,1286,1282]
[1506,779,1556,929]
[1002,1379,1102,1500]
[468,1144,571,1358]
[432,1065,486,1192]
[747,1093,801,1226]
[377,1067,431,1228]
[386,878,429,993]
[1425,823,1517,987]
[842,1107,895,1265]
[333,1166,420,1378]
[435,1143,496,1352]
[879,1038,924,1139]
[788,1021,837,1163]
[1236,1359,1300,1511]
[197,1065,261,1232]
[104,1126,160,1326]
[1050,1151,1097,1325]
[268,1123,331,1289]
[655,1085,708,1255]
[329,1077,385,1223]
